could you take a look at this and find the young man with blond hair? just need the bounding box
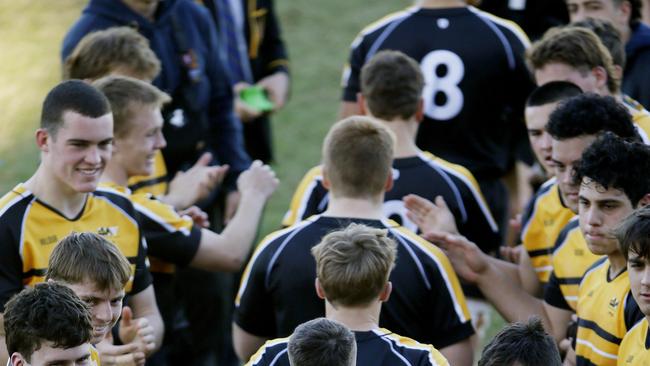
[247,223,449,366]
[47,232,151,366]
[235,117,472,365]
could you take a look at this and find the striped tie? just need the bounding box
[215,0,249,83]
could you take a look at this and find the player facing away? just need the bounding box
[246,223,449,366]
[234,117,473,365]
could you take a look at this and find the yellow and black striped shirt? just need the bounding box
[520,178,575,283]
[617,317,650,366]
[575,258,643,366]
[544,218,602,311]
[0,184,151,311]
[127,150,169,196]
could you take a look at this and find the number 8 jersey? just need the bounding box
[342,5,534,181]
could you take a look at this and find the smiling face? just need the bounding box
[12,342,92,366]
[578,178,635,256]
[525,102,557,174]
[64,279,125,344]
[551,135,598,212]
[112,103,165,178]
[40,111,113,195]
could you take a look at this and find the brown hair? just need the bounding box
[92,75,170,138]
[64,26,161,81]
[322,116,394,198]
[572,18,626,69]
[361,50,424,120]
[4,282,92,362]
[46,232,131,292]
[311,223,397,306]
[616,205,650,261]
[527,26,619,93]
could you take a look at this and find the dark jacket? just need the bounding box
[241,0,289,80]
[62,0,251,180]
[623,22,650,110]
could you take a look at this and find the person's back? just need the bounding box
[234,117,471,365]
[245,224,449,366]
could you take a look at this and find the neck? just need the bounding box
[325,301,381,332]
[24,167,87,218]
[608,251,627,278]
[324,195,385,220]
[379,117,421,158]
[102,162,129,187]
[416,0,466,8]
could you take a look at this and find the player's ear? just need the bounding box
[378,282,392,302]
[636,193,650,208]
[35,128,50,152]
[357,93,369,116]
[384,170,394,193]
[591,66,609,91]
[11,352,26,366]
[315,278,326,300]
[414,98,424,122]
[322,167,331,191]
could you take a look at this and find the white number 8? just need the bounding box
[421,50,465,121]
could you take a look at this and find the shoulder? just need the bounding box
[350,7,419,47]
[466,6,530,47]
[93,186,138,213]
[582,257,609,280]
[374,329,450,366]
[246,337,290,366]
[0,184,34,220]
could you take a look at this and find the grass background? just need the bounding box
[0,0,503,361]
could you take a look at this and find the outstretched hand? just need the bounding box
[422,231,488,283]
[403,194,458,235]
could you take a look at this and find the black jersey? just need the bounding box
[283,152,499,253]
[246,328,449,366]
[342,6,533,179]
[235,216,473,348]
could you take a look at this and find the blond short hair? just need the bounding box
[64,26,161,81]
[527,26,619,93]
[311,223,397,306]
[93,75,170,138]
[322,116,394,198]
[46,232,131,292]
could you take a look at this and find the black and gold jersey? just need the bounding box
[246,328,449,366]
[0,184,152,311]
[342,6,533,179]
[235,216,473,348]
[283,152,499,253]
[575,258,643,366]
[98,182,202,271]
[520,178,575,283]
[623,95,650,143]
[127,151,169,196]
[544,218,602,311]
[617,317,650,366]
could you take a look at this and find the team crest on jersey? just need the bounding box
[39,235,58,245]
[574,249,584,256]
[97,226,118,236]
[625,355,634,363]
[608,297,620,313]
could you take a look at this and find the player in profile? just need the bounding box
[234,117,473,365]
[565,0,650,109]
[4,282,100,366]
[528,25,650,142]
[285,50,498,253]
[340,0,535,235]
[615,206,650,366]
[519,81,583,286]
[47,232,152,365]
[246,224,449,366]
[0,80,162,362]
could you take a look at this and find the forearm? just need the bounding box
[476,262,552,330]
[439,338,473,366]
[218,193,266,265]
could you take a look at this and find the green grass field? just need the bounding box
[0,1,503,360]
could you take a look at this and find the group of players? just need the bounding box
[3,0,650,365]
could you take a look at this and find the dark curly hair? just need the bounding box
[573,132,650,205]
[546,93,638,140]
[3,282,92,362]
